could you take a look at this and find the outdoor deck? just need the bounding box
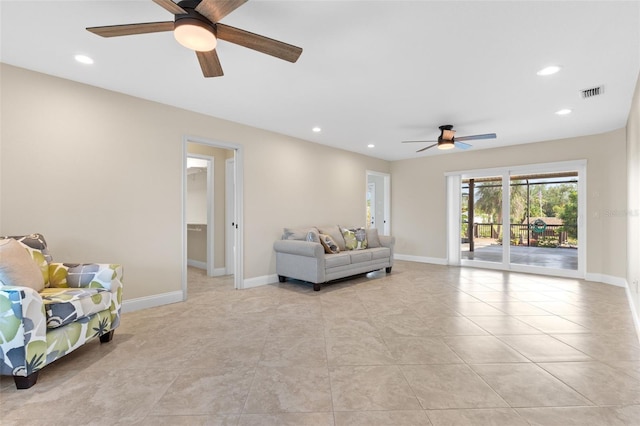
[461,243,578,270]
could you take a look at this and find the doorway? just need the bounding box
[186,154,215,276]
[366,171,391,235]
[183,136,244,298]
[447,160,586,278]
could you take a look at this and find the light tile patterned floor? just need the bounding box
[2,261,640,425]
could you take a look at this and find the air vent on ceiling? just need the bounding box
[580,85,604,99]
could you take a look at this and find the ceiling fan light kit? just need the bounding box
[174,17,217,51]
[438,140,455,150]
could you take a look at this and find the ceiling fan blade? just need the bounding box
[152,0,187,15]
[196,50,224,77]
[217,23,303,63]
[455,133,497,142]
[416,143,437,153]
[455,141,472,150]
[196,0,248,22]
[402,140,437,143]
[87,22,174,37]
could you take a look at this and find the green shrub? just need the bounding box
[537,236,559,248]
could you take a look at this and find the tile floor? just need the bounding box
[2,261,640,425]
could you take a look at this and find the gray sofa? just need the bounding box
[273,225,395,291]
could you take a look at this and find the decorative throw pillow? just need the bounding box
[341,227,368,250]
[0,238,45,291]
[319,233,340,254]
[2,234,51,285]
[318,225,346,251]
[366,228,381,248]
[283,227,320,243]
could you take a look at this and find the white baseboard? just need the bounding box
[187,261,227,277]
[243,274,279,289]
[584,273,628,287]
[187,259,206,269]
[122,291,183,313]
[624,284,640,344]
[394,253,448,265]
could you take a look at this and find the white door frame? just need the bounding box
[182,136,245,300]
[225,158,235,276]
[445,159,587,279]
[366,170,391,235]
[186,153,215,276]
[367,182,376,229]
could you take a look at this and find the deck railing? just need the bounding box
[464,223,577,247]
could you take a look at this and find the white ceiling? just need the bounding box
[1,1,639,161]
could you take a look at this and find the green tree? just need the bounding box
[544,184,574,217]
[509,180,531,224]
[475,182,502,223]
[554,188,578,239]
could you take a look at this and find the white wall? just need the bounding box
[0,64,389,301]
[391,129,628,279]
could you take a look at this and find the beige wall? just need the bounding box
[391,129,628,278]
[627,71,640,319]
[0,64,389,301]
[0,62,633,308]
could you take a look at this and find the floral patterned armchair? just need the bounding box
[0,234,122,389]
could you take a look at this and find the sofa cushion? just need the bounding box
[349,250,372,264]
[366,228,381,248]
[40,287,112,329]
[341,227,368,250]
[283,227,320,243]
[0,238,45,291]
[325,252,351,268]
[318,225,346,251]
[319,233,340,254]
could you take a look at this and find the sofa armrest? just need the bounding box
[379,235,396,248]
[49,263,123,329]
[273,240,324,258]
[49,263,122,291]
[0,286,47,377]
[379,235,395,267]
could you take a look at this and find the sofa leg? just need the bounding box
[14,372,39,389]
[99,330,114,343]
[278,275,286,283]
[313,283,321,292]
[385,267,392,273]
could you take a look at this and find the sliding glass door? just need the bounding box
[508,172,579,270]
[449,161,585,277]
[461,175,504,264]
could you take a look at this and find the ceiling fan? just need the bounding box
[86,0,303,78]
[402,125,497,152]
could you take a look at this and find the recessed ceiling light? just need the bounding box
[74,54,94,65]
[367,144,375,148]
[555,108,572,115]
[537,65,561,76]
[312,127,322,133]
